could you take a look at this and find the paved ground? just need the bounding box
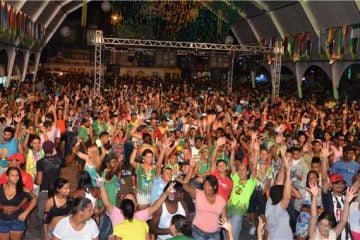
[25,175,257,240]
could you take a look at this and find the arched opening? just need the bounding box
[11,51,24,87]
[254,65,271,91]
[280,66,296,95]
[302,65,333,102]
[0,49,8,76]
[339,64,360,101]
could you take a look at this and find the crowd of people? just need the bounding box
[0,72,359,240]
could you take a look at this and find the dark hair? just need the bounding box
[121,199,135,221]
[71,197,92,215]
[305,170,319,188]
[6,167,24,193]
[100,153,118,172]
[142,133,152,145]
[49,178,69,197]
[142,149,153,157]
[203,175,218,194]
[163,181,183,194]
[216,159,227,166]
[269,185,284,205]
[3,126,14,137]
[77,171,92,190]
[45,113,54,122]
[171,214,192,236]
[317,211,336,228]
[99,131,109,139]
[43,120,53,129]
[311,157,321,165]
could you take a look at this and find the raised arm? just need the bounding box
[308,183,319,239]
[229,140,237,175]
[321,143,332,194]
[147,182,174,216]
[280,155,292,209]
[129,144,139,170]
[210,137,226,172]
[334,187,357,237]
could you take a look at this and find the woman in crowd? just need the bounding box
[43,178,72,240]
[180,165,227,240]
[52,197,99,240]
[0,167,37,240]
[130,146,156,209]
[308,183,356,240]
[113,199,150,240]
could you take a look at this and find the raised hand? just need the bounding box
[219,218,232,233]
[321,142,333,158]
[306,182,319,197]
[216,137,227,147]
[95,173,104,188]
[345,187,358,203]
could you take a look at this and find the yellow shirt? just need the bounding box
[113,219,149,240]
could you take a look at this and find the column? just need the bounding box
[251,69,256,89]
[331,62,344,100]
[32,51,41,81]
[295,62,307,99]
[21,49,31,82]
[5,47,16,88]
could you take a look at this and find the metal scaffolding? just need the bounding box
[94,31,277,97]
[94,30,103,97]
[271,40,283,100]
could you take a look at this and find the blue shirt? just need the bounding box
[0,138,18,157]
[331,160,360,186]
[150,176,167,204]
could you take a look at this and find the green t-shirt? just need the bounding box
[78,126,89,143]
[227,173,256,215]
[93,120,107,136]
[169,236,194,240]
[102,169,118,206]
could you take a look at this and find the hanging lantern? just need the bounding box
[225,35,234,45]
[60,26,71,38]
[101,1,111,12]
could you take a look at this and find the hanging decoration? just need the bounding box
[350,24,360,60]
[81,0,87,27]
[112,1,230,43]
[101,1,111,12]
[326,28,337,59]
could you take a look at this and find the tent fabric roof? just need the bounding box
[5,0,360,45]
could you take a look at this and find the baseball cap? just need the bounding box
[330,173,346,184]
[8,153,25,164]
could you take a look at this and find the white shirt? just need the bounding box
[53,216,99,240]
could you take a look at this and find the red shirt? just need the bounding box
[211,170,233,201]
[0,169,34,191]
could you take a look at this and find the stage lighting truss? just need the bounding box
[94,30,281,98]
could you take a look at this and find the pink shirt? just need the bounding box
[192,189,226,233]
[108,206,149,228]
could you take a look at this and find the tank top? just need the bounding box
[84,163,97,187]
[136,165,156,196]
[44,196,71,224]
[157,202,186,240]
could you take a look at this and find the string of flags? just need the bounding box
[0,1,45,47]
[260,23,360,63]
